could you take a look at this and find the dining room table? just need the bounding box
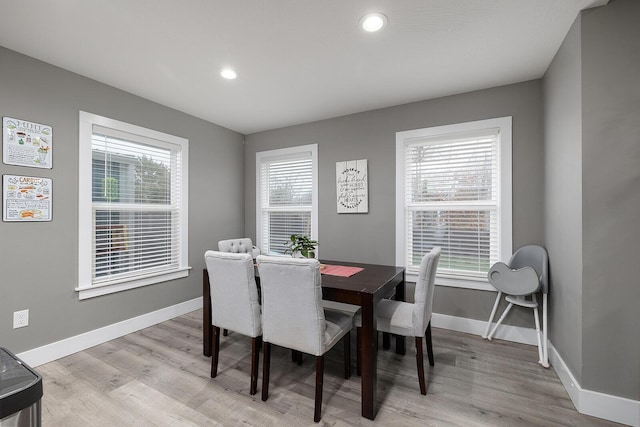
[202,259,406,420]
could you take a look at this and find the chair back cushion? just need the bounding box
[218,238,254,254]
[508,245,549,294]
[256,255,326,356]
[204,251,261,337]
[412,247,441,336]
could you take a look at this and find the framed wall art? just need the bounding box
[3,117,53,169]
[336,159,368,213]
[3,174,52,222]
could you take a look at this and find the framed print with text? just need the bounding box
[336,159,368,213]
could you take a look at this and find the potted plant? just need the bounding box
[284,234,318,258]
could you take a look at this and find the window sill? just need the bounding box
[76,267,190,300]
[405,272,497,291]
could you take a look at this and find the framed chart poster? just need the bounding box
[3,117,53,169]
[336,159,368,213]
[3,175,52,222]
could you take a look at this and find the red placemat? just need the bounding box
[321,264,364,277]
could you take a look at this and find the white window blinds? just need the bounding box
[90,125,184,285]
[397,117,512,288]
[404,129,499,278]
[257,145,317,255]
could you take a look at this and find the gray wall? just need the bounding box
[542,18,584,384]
[245,81,544,325]
[543,0,640,400]
[0,46,245,353]
[581,0,640,399]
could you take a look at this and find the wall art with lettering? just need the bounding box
[3,117,53,169]
[3,174,52,222]
[336,159,368,213]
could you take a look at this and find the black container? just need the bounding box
[0,348,42,426]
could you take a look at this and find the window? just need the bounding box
[256,144,318,255]
[77,112,189,299]
[396,117,512,290]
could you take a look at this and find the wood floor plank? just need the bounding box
[37,310,621,426]
[109,380,218,426]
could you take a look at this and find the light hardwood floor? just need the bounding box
[37,310,617,426]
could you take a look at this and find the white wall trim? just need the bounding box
[15,304,638,427]
[434,313,639,427]
[16,298,202,368]
[549,342,640,427]
[431,312,539,346]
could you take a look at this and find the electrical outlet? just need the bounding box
[13,309,29,329]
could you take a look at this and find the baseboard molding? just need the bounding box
[431,312,539,346]
[432,313,639,426]
[15,303,638,426]
[549,343,639,427]
[17,298,202,368]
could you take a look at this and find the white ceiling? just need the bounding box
[0,0,607,135]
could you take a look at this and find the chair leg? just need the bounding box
[425,321,434,367]
[356,327,361,377]
[416,337,426,395]
[343,331,351,379]
[291,349,303,365]
[532,294,544,365]
[261,342,271,402]
[382,332,391,350]
[223,329,229,337]
[541,293,549,368]
[483,291,502,338]
[211,326,220,378]
[250,337,260,395]
[314,355,325,423]
[487,302,514,340]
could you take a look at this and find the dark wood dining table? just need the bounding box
[202,260,406,420]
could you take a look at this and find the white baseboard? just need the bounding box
[433,313,639,426]
[17,297,202,368]
[431,312,539,346]
[549,342,639,427]
[15,303,638,427]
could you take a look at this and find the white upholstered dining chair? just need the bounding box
[204,250,262,395]
[355,246,441,395]
[256,255,353,423]
[218,237,261,259]
[217,238,260,337]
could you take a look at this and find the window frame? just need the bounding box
[395,117,512,290]
[255,144,318,256]
[77,111,189,300]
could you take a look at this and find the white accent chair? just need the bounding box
[256,255,353,423]
[483,245,550,367]
[218,238,261,259]
[204,250,262,395]
[217,238,260,337]
[355,247,440,395]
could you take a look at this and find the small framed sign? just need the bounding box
[3,117,53,169]
[336,159,368,213]
[3,174,52,222]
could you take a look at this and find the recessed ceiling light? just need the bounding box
[360,12,387,32]
[220,68,237,80]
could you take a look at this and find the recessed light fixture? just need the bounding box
[220,68,237,80]
[360,12,387,32]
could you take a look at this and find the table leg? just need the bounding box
[203,270,212,357]
[360,294,377,420]
[394,280,406,355]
